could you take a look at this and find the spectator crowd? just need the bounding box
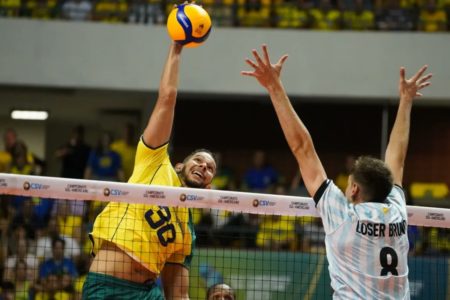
[0,125,448,299]
[0,0,449,32]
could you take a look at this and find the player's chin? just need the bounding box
[184,177,205,189]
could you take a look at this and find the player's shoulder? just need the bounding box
[135,138,171,163]
[314,179,345,203]
[386,185,406,203]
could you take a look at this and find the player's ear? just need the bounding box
[351,182,359,197]
[175,163,184,173]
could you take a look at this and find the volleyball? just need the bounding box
[167,3,212,48]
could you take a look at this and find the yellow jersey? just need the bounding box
[90,139,195,275]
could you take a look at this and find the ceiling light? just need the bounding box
[11,110,49,120]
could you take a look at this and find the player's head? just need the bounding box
[207,283,236,300]
[345,156,393,204]
[176,149,217,189]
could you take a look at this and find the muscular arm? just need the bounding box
[267,83,327,196]
[143,43,183,148]
[242,45,326,196]
[385,66,432,186]
[161,264,190,300]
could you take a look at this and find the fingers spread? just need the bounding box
[277,55,289,67]
[418,82,431,90]
[411,65,428,82]
[241,70,256,76]
[262,44,271,65]
[245,58,258,70]
[418,73,433,84]
[252,49,264,67]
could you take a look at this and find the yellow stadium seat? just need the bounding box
[94,0,128,23]
[410,182,449,199]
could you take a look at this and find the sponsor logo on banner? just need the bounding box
[218,196,239,204]
[425,212,445,221]
[103,188,129,197]
[0,179,7,187]
[179,193,204,202]
[252,199,276,208]
[289,201,310,210]
[23,181,49,191]
[65,184,88,193]
[143,190,165,199]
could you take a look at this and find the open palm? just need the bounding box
[241,44,288,90]
[399,65,432,100]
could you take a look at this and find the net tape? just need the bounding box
[1,173,449,228]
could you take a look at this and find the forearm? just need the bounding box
[158,44,182,102]
[267,83,326,195]
[385,98,412,183]
[242,45,326,195]
[143,44,182,147]
[267,83,312,156]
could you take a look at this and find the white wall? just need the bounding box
[0,19,449,103]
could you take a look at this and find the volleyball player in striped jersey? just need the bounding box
[242,44,432,299]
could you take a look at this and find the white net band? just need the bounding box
[1,173,448,228]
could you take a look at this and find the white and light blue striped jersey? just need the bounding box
[315,180,410,300]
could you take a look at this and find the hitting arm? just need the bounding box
[242,45,327,197]
[385,66,432,186]
[142,43,183,148]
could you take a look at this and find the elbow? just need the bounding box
[292,142,315,160]
[158,87,177,102]
[291,132,315,159]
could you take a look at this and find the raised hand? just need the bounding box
[241,44,288,91]
[399,65,432,101]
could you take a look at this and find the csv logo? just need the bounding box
[111,189,125,196]
[23,182,49,190]
[104,188,129,197]
[259,200,270,206]
[253,199,274,207]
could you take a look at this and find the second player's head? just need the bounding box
[345,156,393,204]
[176,149,217,189]
[207,283,236,300]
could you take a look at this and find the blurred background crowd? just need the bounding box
[0,0,450,32]
[0,1,449,296]
[0,121,448,299]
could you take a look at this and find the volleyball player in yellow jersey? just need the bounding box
[82,42,217,299]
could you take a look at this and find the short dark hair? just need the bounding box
[350,156,393,203]
[183,149,218,167]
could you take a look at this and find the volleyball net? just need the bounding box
[1,173,449,299]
